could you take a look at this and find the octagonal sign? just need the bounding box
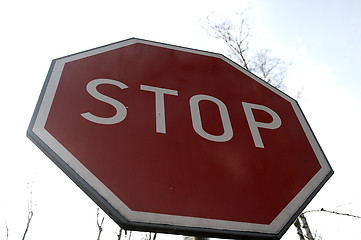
[27,38,333,239]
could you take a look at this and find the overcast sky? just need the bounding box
[1,0,360,239]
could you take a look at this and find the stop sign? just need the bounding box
[28,38,333,239]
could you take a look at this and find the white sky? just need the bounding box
[1,0,360,239]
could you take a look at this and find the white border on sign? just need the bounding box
[31,38,332,235]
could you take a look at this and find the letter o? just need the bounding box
[189,94,233,142]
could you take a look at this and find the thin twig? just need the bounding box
[294,217,305,240]
[22,184,34,240]
[304,208,361,219]
[5,219,9,240]
[299,213,314,240]
[116,228,122,240]
[96,208,106,240]
[152,232,157,240]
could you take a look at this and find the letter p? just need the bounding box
[242,102,282,148]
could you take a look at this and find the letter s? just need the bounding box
[81,79,128,125]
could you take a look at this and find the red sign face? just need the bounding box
[28,38,333,239]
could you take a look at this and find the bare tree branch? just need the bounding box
[249,48,288,89]
[116,228,123,240]
[294,214,317,240]
[294,217,306,240]
[294,208,361,240]
[119,228,132,240]
[144,232,157,240]
[298,213,314,240]
[304,208,361,219]
[5,219,9,240]
[205,13,251,70]
[96,208,106,240]
[22,183,34,240]
[204,13,288,90]
[152,232,157,240]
